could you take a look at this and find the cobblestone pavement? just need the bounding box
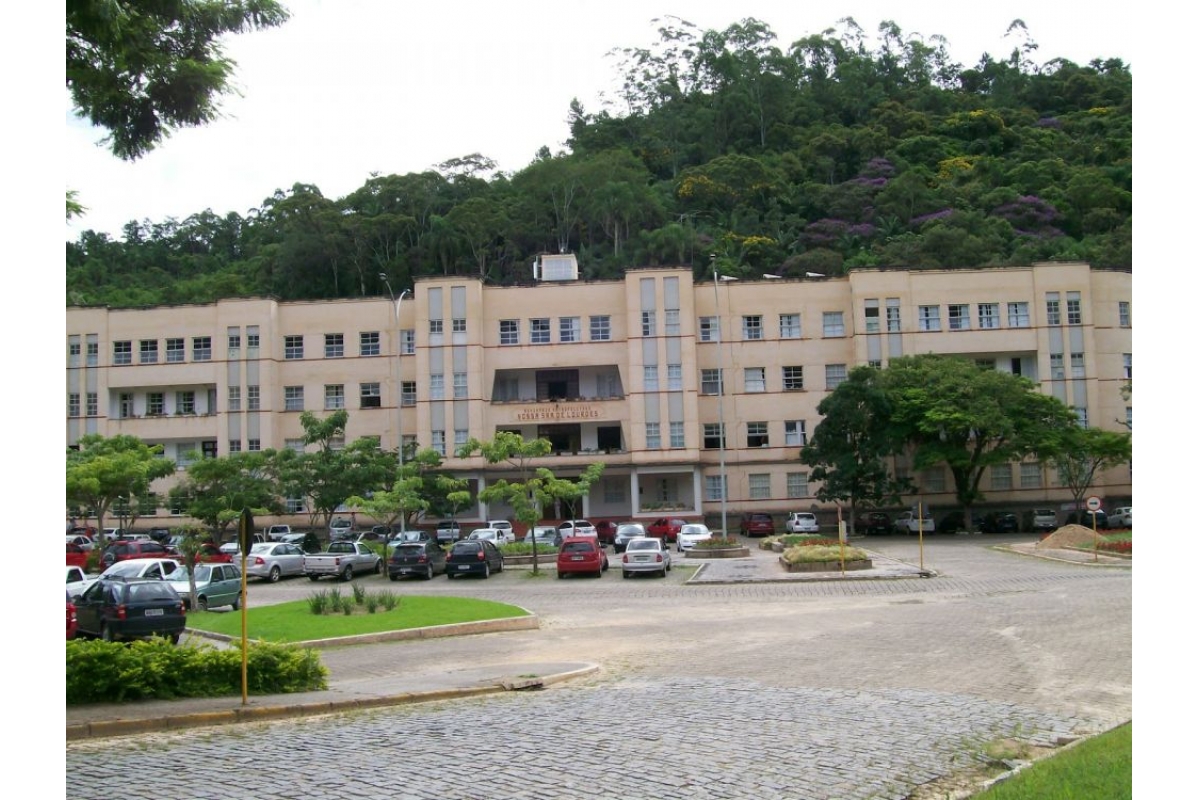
[66,537,1131,799]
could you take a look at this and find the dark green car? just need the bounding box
[168,563,242,611]
[74,578,187,643]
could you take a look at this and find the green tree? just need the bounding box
[66,0,291,160]
[881,355,1078,517]
[457,433,605,574]
[167,451,280,538]
[66,434,176,547]
[800,366,908,534]
[1052,427,1132,516]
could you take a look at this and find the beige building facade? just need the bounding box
[66,261,1132,530]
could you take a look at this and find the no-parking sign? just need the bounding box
[1085,496,1102,512]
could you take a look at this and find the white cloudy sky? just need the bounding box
[63,0,1140,240]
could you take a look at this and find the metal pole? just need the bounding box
[380,277,408,549]
[713,261,728,538]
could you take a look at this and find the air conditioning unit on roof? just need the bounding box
[532,253,578,282]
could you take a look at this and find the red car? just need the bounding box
[593,520,618,545]
[646,517,689,544]
[66,542,88,569]
[100,539,176,568]
[66,590,78,640]
[556,536,609,579]
[193,543,233,564]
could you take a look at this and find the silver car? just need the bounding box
[245,541,307,582]
[676,523,713,552]
[620,537,672,578]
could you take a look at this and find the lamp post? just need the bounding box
[712,260,737,538]
[380,275,409,544]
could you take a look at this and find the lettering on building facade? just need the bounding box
[515,404,601,422]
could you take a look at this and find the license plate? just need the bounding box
[145,608,163,616]
[570,556,584,561]
[458,565,470,570]
[634,556,648,562]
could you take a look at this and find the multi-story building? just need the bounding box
[66,259,1132,529]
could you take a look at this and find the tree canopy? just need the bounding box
[66,434,177,542]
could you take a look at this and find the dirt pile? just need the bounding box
[1036,524,1102,549]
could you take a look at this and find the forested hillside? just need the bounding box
[65,17,1131,308]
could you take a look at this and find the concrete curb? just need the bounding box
[186,613,540,649]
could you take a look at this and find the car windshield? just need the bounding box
[450,543,480,554]
[680,525,708,535]
[617,526,644,536]
[627,539,658,551]
[397,545,426,555]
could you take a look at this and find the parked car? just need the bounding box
[646,517,687,543]
[435,520,462,545]
[66,566,90,596]
[73,577,187,643]
[979,511,1020,534]
[145,527,173,543]
[487,520,515,540]
[527,526,562,548]
[388,540,448,581]
[893,511,935,535]
[66,533,95,552]
[100,539,175,568]
[785,512,820,534]
[613,523,646,553]
[193,543,234,564]
[280,531,321,552]
[621,537,672,578]
[854,511,893,536]
[169,563,242,611]
[739,513,775,537]
[67,542,89,569]
[245,541,307,582]
[937,511,982,534]
[557,519,597,538]
[66,589,78,640]
[329,517,354,540]
[68,525,98,541]
[389,530,433,545]
[445,540,504,579]
[467,527,513,546]
[556,536,609,578]
[1066,509,1110,529]
[91,558,185,588]
[1110,507,1133,528]
[676,523,714,552]
[264,524,293,541]
[593,520,619,545]
[1022,508,1058,533]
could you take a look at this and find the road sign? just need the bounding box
[1085,496,1102,512]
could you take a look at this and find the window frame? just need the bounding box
[284,335,304,360]
[324,384,345,410]
[284,386,304,411]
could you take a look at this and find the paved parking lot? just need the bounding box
[66,536,1131,799]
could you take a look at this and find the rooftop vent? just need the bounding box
[532,253,579,282]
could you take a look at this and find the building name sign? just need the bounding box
[516,404,601,422]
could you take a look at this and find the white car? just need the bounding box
[487,520,514,538]
[66,566,90,596]
[1110,507,1132,527]
[786,512,820,534]
[621,537,672,578]
[467,527,513,546]
[676,523,713,552]
[66,534,94,552]
[557,519,597,538]
[78,558,184,595]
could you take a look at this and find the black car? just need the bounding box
[445,540,504,579]
[613,523,647,553]
[73,577,187,644]
[854,512,892,535]
[388,540,447,580]
[1065,509,1110,529]
[937,511,982,534]
[980,511,1020,534]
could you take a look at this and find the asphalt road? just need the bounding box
[66,535,1132,799]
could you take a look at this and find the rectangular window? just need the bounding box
[864,306,880,333]
[431,430,446,456]
[667,364,682,391]
[248,439,261,452]
[744,367,766,393]
[868,359,882,369]
[785,420,806,446]
[701,369,723,395]
[978,303,1000,329]
[165,338,185,363]
[643,365,659,391]
[589,315,611,341]
[401,329,415,354]
[1071,353,1085,378]
[1046,293,1061,325]
[669,421,685,448]
[401,381,416,406]
[119,393,133,418]
[779,313,800,339]
[825,364,848,390]
[645,422,661,449]
[948,304,970,330]
[705,475,727,502]
[324,384,345,410]
[360,332,380,356]
[147,392,165,416]
[247,385,260,410]
[429,319,444,335]
[664,308,681,335]
[742,315,763,340]
[176,444,198,468]
[192,336,212,361]
[530,318,551,344]
[139,339,158,364]
[430,374,445,400]
[748,473,771,500]
[822,312,845,337]
[452,317,466,333]
[1118,301,1130,327]
[500,319,519,345]
[1020,462,1043,488]
[113,340,132,365]
[68,338,81,367]
[284,335,303,359]
[976,359,995,370]
[1122,353,1131,380]
[918,305,941,331]
[284,438,305,454]
[175,391,195,414]
[641,311,656,337]
[922,468,946,493]
[1076,407,1089,428]
[285,497,304,513]
[226,386,241,412]
[227,329,241,356]
[699,316,719,342]
[246,329,260,352]
[782,366,804,391]
[229,439,241,453]
[360,382,381,408]
[324,333,344,358]
[559,316,581,343]
[786,472,809,498]
[747,422,769,448]
[1007,302,1030,327]
[1066,292,1082,325]
[68,393,80,417]
[703,423,725,449]
[86,341,98,366]
[284,386,304,411]
[989,464,1013,490]
[1050,354,1065,379]
[886,300,901,332]
[454,428,469,448]
[453,372,468,399]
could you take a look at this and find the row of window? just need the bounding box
[700,365,845,394]
[96,330,418,366]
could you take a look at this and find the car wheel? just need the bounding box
[388,572,399,581]
[268,566,281,583]
[557,571,565,579]
[483,563,491,579]
[622,571,630,579]
[424,566,433,580]
[101,624,114,642]
[198,596,209,612]
[308,574,321,581]
[232,596,240,611]
[341,565,354,582]
[169,633,181,645]
[374,561,382,574]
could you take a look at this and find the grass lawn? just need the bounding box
[185,595,530,643]
[973,723,1131,799]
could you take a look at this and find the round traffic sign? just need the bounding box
[1085,496,1102,512]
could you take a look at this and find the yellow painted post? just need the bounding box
[918,500,925,571]
[237,508,254,706]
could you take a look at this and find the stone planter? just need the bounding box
[688,546,752,559]
[780,557,873,573]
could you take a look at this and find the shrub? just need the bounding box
[693,536,740,549]
[352,583,367,605]
[66,638,327,704]
[781,544,869,564]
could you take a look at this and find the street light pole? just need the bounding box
[712,261,736,538]
[380,275,409,542]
